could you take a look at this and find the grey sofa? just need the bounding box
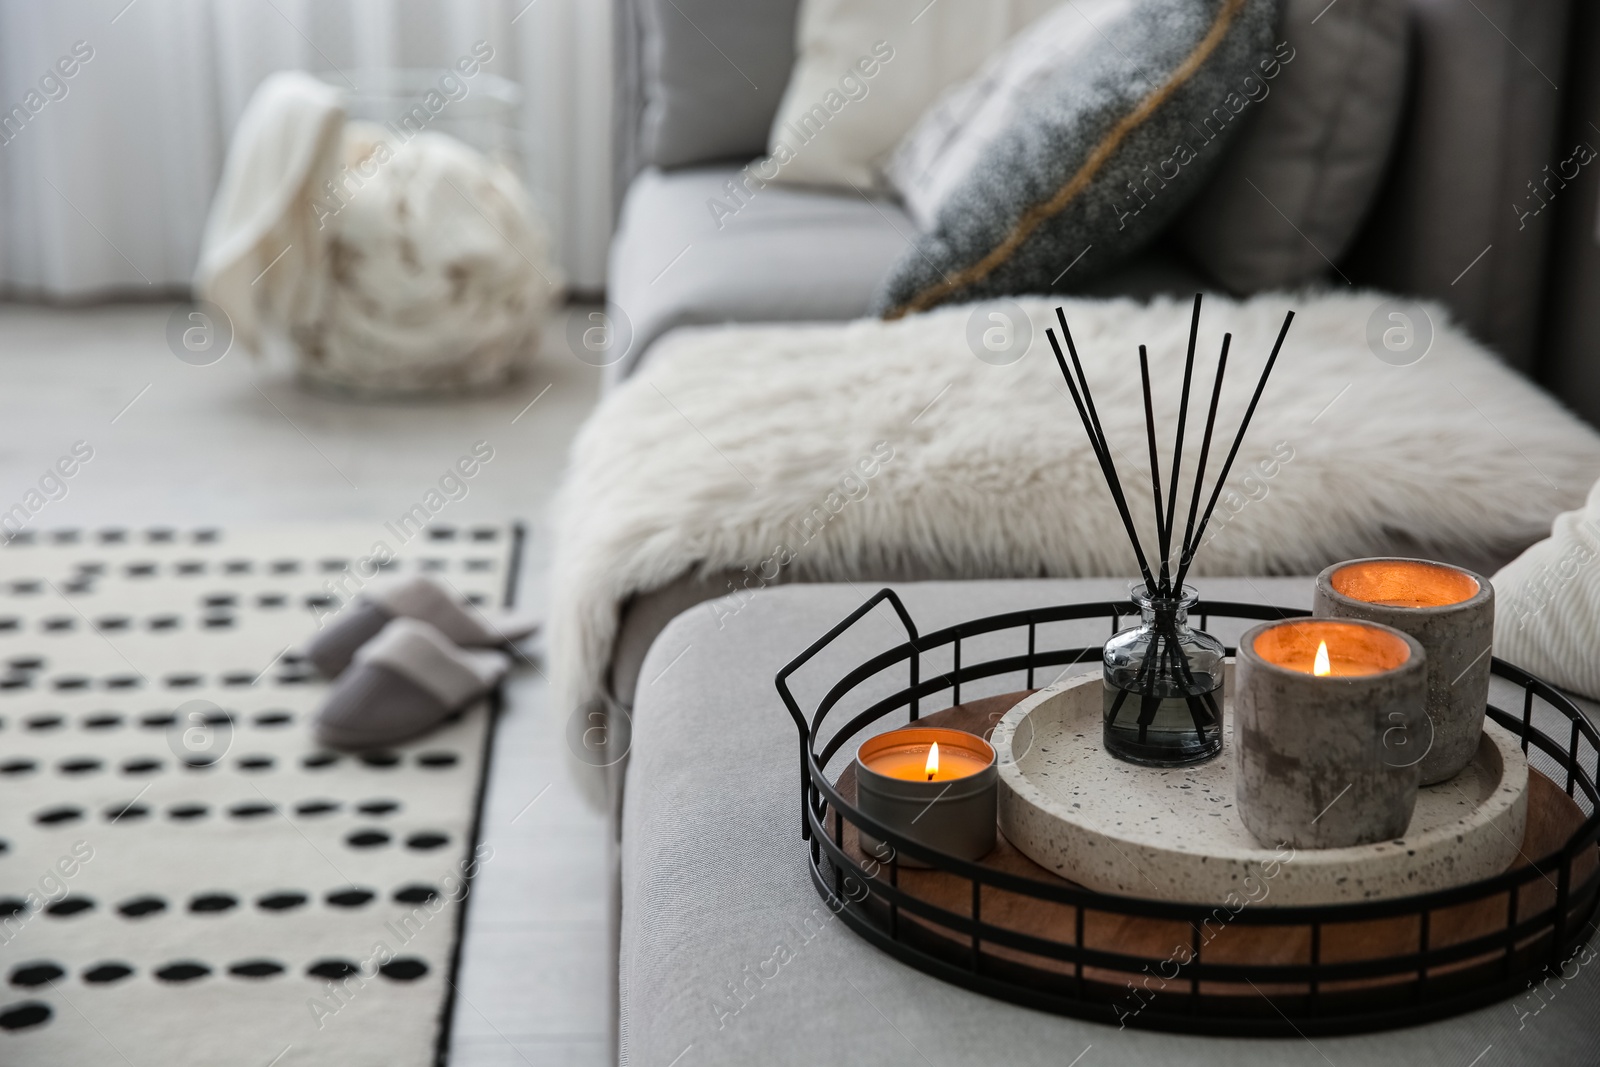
[600,9,1600,1059]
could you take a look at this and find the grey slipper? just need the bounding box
[306,575,538,678]
[313,617,509,749]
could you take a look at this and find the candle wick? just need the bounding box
[926,772,933,781]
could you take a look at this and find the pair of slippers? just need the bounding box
[306,577,538,749]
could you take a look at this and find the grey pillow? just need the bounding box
[873,0,1278,319]
[638,0,801,169]
[1176,0,1409,292]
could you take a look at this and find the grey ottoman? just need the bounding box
[619,577,1600,1066]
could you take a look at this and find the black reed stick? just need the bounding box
[1047,323,1158,592]
[1160,294,1203,593]
[1137,344,1165,591]
[1173,310,1295,589]
[1175,333,1230,579]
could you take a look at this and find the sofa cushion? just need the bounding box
[636,0,802,169]
[602,165,914,380]
[1176,0,1410,292]
[872,0,1277,318]
[619,576,1600,1065]
[765,0,1061,190]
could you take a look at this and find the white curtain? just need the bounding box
[0,0,611,297]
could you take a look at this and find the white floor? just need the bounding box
[0,300,613,1065]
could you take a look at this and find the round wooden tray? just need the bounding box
[834,691,1589,998]
[992,669,1529,904]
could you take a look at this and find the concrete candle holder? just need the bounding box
[1235,619,1427,849]
[1313,558,1494,785]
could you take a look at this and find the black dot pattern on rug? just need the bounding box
[25,713,63,731]
[229,959,285,979]
[42,616,75,632]
[359,751,401,768]
[416,751,458,768]
[393,885,439,905]
[35,805,84,825]
[105,802,149,822]
[378,958,429,981]
[83,963,134,984]
[8,655,44,670]
[121,757,163,775]
[254,710,293,726]
[59,757,103,775]
[356,799,400,816]
[155,962,210,983]
[228,802,275,819]
[302,752,339,770]
[83,712,123,729]
[1,758,36,775]
[295,799,340,816]
[326,888,376,908]
[256,593,285,607]
[189,893,238,914]
[0,1001,51,1030]
[45,896,94,917]
[52,676,89,690]
[9,962,65,988]
[405,832,449,851]
[256,892,307,912]
[0,899,29,919]
[306,960,361,981]
[117,896,166,918]
[237,754,275,771]
[168,803,208,821]
[140,712,177,728]
[346,829,390,849]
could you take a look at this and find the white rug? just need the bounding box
[0,523,521,1067]
[550,292,1600,715]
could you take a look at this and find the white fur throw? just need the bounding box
[1493,475,1600,700]
[549,293,1600,716]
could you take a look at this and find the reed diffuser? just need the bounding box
[1047,296,1294,767]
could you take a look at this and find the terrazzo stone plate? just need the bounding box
[992,667,1529,905]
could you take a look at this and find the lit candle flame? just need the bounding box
[925,741,939,780]
[1313,640,1331,677]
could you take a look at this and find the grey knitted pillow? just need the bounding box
[874,0,1278,319]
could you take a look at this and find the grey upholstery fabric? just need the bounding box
[871,0,1276,317]
[619,576,1600,1065]
[1341,0,1572,372]
[635,0,800,169]
[1177,0,1409,292]
[603,165,914,381]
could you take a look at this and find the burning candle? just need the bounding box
[1314,558,1494,784]
[1235,619,1426,849]
[855,727,997,864]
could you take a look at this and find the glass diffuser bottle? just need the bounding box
[1103,584,1224,766]
[1047,294,1295,769]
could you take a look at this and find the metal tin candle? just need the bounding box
[1313,558,1494,784]
[855,727,997,864]
[1235,619,1426,849]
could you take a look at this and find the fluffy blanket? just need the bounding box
[549,292,1600,716]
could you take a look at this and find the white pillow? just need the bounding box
[765,0,1062,191]
[885,0,1136,230]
